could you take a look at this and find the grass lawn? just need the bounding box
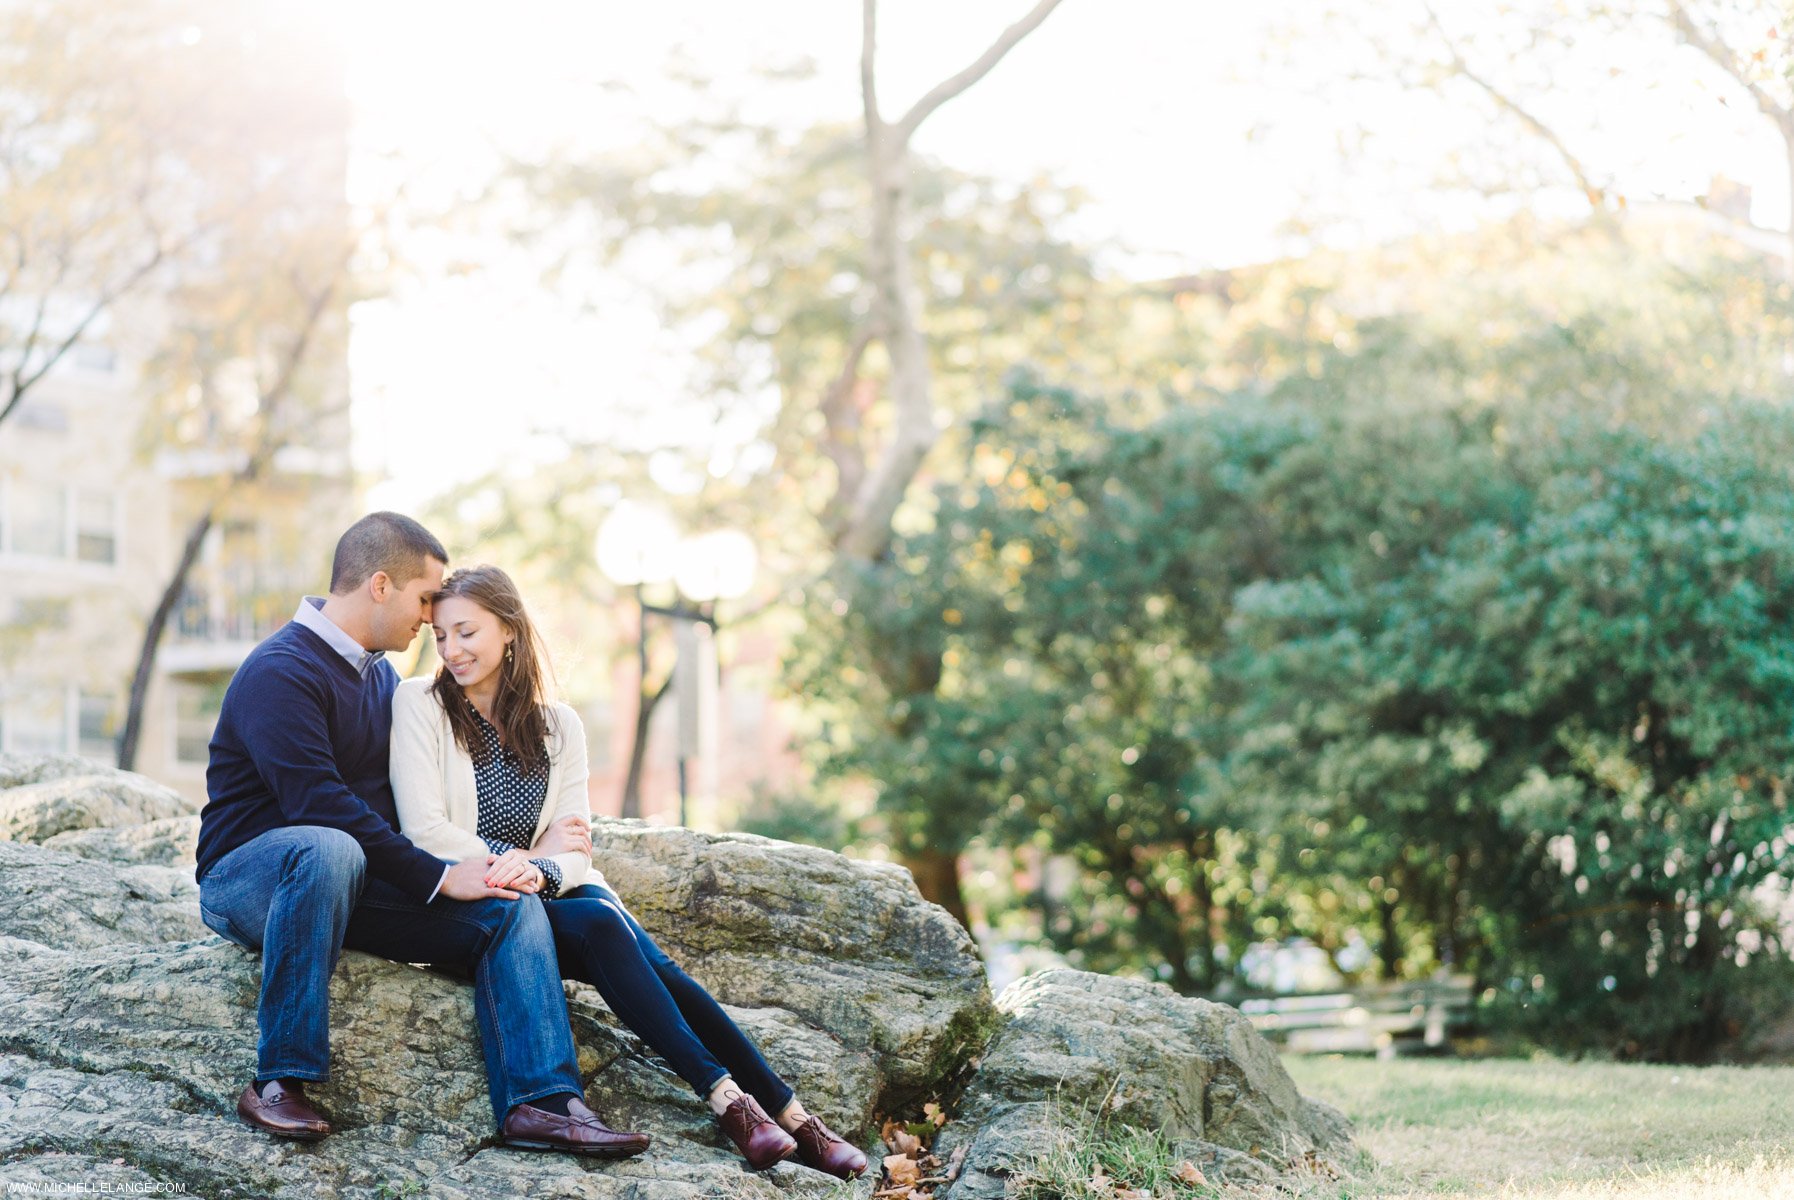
[1281,1056,1794,1199]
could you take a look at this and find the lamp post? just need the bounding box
[596,505,756,825]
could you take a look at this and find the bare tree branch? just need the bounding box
[1422,2,1606,207]
[1661,3,1792,279]
[1665,1,1792,130]
[4,240,162,416]
[10,234,76,391]
[861,0,882,129]
[841,0,1070,568]
[0,213,222,429]
[892,0,1068,147]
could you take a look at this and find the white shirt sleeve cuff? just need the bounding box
[426,863,449,903]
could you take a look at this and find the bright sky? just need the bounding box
[339,0,1789,512]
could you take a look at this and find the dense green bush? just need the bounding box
[794,258,1794,1058]
[1216,394,1794,1058]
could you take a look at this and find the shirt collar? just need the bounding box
[293,596,384,676]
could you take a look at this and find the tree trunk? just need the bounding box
[845,0,1064,916]
[840,131,938,563]
[903,845,970,928]
[620,673,673,820]
[118,509,215,770]
[115,267,339,771]
[1190,832,1217,989]
[1377,892,1405,980]
[1439,852,1464,968]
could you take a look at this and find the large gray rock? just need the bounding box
[0,933,874,1182]
[0,762,992,1198]
[0,841,207,949]
[0,755,196,845]
[44,814,201,866]
[44,810,201,864]
[589,821,999,1111]
[0,752,126,788]
[0,864,883,1198]
[937,970,1354,1197]
[0,759,1357,1198]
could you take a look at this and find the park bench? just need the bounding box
[1237,974,1477,1059]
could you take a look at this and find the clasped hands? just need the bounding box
[439,814,593,901]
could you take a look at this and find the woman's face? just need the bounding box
[432,594,513,693]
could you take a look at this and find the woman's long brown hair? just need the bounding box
[430,565,555,772]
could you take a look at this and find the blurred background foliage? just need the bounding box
[296,0,1794,1062]
[428,126,1794,1058]
[781,230,1794,1061]
[11,0,1792,1065]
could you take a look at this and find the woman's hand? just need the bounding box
[484,849,543,893]
[533,814,592,859]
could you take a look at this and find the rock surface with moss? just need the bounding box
[0,756,1354,1198]
[935,970,1354,1196]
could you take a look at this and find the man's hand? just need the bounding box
[533,814,592,859]
[439,857,521,901]
[484,848,543,893]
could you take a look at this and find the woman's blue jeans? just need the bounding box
[546,883,793,1116]
[198,825,584,1127]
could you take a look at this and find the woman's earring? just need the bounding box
[505,643,515,662]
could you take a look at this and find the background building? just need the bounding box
[0,1,354,804]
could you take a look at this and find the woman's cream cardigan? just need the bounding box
[389,676,603,893]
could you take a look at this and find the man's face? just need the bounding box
[371,557,446,652]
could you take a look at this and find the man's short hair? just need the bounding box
[329,512,448,594]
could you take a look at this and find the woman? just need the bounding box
[390,565,868,1180]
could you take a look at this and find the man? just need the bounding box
[195,512,644,1155]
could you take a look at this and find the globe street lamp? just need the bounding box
[596,504,757,825]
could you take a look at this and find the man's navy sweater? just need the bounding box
[195,621,446,901]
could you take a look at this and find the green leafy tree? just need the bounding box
[799,234,1794,1057]
[506,1,1076,917]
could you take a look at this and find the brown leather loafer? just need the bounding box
[791,1115,869,1179]
[719,1094,797,1170]
[501,1096,651,1158]
[237,1080,330,1140]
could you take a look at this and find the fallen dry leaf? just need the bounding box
[944,1143,968,1182]
[883,1153,921,1187]
[1298,1149,1343,1181]
[1176,1159,1208,1186]
[924,1100,947,1127]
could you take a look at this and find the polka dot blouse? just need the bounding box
[469,705,563,899]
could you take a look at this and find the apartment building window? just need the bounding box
[9,479,67,558]
[171,678,228,765]
[3,688,67,755]
[71,343,118,374]
[74,489,118,564]
[77,691,119,764]
[0,479,119,564]
[12,397,69,432]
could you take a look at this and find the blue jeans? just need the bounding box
[546,883,793,1116]
[198,825,583,1127]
